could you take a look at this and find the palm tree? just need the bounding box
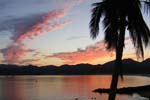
[89,0,150,100]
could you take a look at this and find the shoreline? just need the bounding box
[0,74,149,76]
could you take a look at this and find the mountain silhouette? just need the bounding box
[0,59,149,75]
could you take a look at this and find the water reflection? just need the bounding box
[93,75,150,100]
[0,76,39,100]
[0,75,149,100]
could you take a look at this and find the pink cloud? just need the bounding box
[16,0,85,43]
[1,44,35,64]
[2,1,79,64]
[1,0,88,65]
[45,38,133,65]
[16,20,71,42]
[46,41,113,65]
[16,10,71,42]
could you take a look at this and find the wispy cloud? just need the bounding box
[45,41,113,65]
[0,9,71,43]
[0,44,35,64]
[0,37,135,65]
[45,38,133,65]
[16,0,86,42]
[0,9,72,64]
[0,0,86,64]
[16,20,71,42]
[0,0,85,43]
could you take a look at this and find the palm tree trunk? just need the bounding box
[108,15,126,100]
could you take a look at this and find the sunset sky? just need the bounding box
[0,0,150,66]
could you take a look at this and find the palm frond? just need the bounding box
[89,2,105,39]
[89,0,150,58]
[103,14,119,50]
[102,1,119,50]
[128,2,150,58]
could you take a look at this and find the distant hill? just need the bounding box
[0,59,150,75]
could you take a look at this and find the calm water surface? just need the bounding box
[0,75,150,100]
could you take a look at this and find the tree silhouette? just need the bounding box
[89,0,150,100]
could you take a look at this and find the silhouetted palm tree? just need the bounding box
[89,0,150,100]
